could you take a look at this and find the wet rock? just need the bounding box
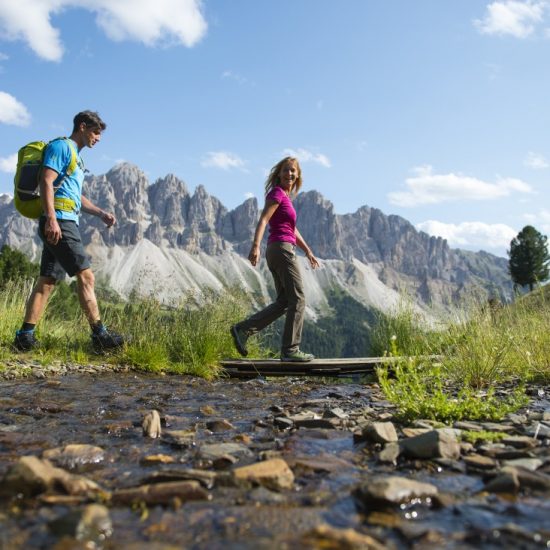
[501,466,550,491]
[112,480,209,506]
[363,422,398,444]
[213,454,239,470]
[164,429,195,448]
[378,443,401,465]
[295,418,340,429]
[301,524,387,550]
[454,421,483,432]
[140,454,176,465]
[104,420,133,435]
[206,419,236,432]
[481,422,516,433]
[232,458,294,490]
[526,422,550,440]
[248,486,288,504]
[144,468,219,489]
[484,470,520,494]
[463,454,498,471]
[400,428,460,460]
[42,444,105,469]
[198,442,253,462]
[354,476,438,509]
[502,458,543,471]
[274,417,294,430]
[142,410,162,438]
[402,427,431,438]
[48,504,112,545]
[323,407,349,420]
[2,456,100,497]
[500,435,538,449]
[286,454,354,473]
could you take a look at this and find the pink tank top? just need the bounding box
[266,186,297,245]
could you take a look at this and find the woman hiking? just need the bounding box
[231,156,320,362]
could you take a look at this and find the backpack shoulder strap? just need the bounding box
[47,137,80,175]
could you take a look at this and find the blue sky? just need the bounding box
[1,0,549,257]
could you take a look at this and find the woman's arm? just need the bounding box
[248,200,279,266]
[295,228,320,269]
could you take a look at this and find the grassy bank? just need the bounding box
[372,287,549,421]
[0,280,256,378]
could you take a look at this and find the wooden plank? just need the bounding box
[220,356,398,378]
[219,356,440,378]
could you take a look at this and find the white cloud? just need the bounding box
[244,192,255,200]
[221,70,253,86]
[524,209,550,234]
[283,148,331,168]
[416,220,518,251]
[474,1,546,38]
[524,151,549,169]
[201,151,246,171]
[0,153,17,173]
[388,165,533,207]
[0,91,31,126]
[0,52,8,61]
[0,0,207,62]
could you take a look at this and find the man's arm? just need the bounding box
[81,195,116,228]
[40,167,62,245]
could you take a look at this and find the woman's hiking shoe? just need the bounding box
[13,330,39,352]
[92,327,125,353]
[230,325,248,357]
[280,350,315,362]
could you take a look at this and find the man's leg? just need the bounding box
[76,267,124,352]
[23,276,57,324]
[75,268,100,325]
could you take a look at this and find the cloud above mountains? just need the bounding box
[416,220,517,252]
[475,0,547,38]
[0,0,207,62]
[388,165,533,207]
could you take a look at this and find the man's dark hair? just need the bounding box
[72,111,107,133]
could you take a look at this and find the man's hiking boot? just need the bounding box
[280,349,315,362]
[92,327,125,353]
[13,330,39,352]
[230,325,248,357]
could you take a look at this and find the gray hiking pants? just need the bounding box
[239,241,305,354]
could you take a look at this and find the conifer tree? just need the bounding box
[508,225,549,291]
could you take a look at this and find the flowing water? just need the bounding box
[0,372,549,549]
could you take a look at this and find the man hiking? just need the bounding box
[13,110,124,353]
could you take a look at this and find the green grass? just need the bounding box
[0,281,261,379]
[372,288,548,422]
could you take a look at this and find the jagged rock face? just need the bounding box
[0,162,513,311]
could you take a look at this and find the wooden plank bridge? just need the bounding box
[220,356,403,378]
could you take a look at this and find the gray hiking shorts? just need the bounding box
[38,218,91,280]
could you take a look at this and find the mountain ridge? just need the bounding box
[0,162,512,316]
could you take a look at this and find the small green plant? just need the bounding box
[376,357,528,423]
[460,430,507,444]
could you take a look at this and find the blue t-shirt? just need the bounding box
[42,138,84,223]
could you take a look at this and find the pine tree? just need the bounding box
[508,226,550,291]
[0,245,39,286]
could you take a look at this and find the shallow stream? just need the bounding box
[0,372,549,549]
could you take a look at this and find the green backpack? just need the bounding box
[13,138,79,219]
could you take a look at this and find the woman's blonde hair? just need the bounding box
[264,157,302,197]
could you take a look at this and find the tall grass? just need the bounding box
[374,288,548,421]
[0,281,257,378]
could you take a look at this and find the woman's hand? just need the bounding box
[248,244,261,266]
[306,251,320,270]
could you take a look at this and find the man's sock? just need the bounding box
[91,321,106,335]
[20,323,36,332]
